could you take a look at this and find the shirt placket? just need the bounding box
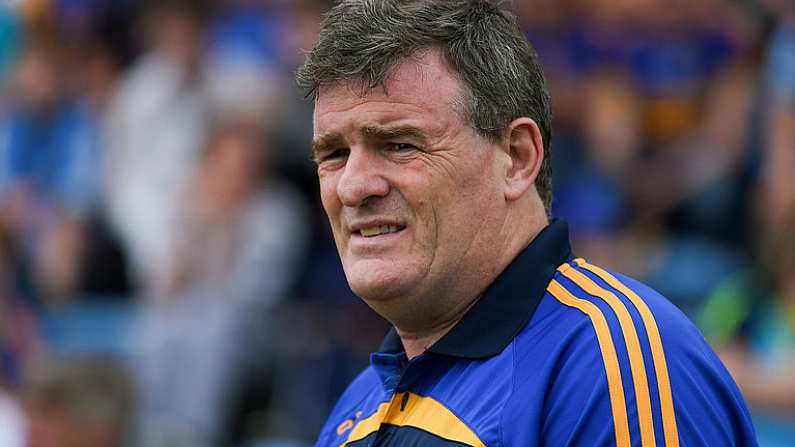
[371,354,429,445]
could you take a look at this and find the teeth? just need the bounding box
[360,225,401,237]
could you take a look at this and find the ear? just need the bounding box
[501,117,544,201]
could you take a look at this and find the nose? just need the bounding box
[336,147,390,207]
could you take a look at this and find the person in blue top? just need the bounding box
[296,1,758,445]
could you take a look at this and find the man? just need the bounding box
[297,1,757,445]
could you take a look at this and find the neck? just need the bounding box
[399,332,445,360]
[394,206,549,359]
[396,296,480,359]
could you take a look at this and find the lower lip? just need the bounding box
[349,229,406,250]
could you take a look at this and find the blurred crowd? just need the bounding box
[0,0,793,445]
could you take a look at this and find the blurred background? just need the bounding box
[0,0,792,445]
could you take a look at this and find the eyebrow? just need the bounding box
[360,124,428,144]
[311,124,428,161]
[311,133,345,162]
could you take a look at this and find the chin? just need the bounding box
[345,261,417,303]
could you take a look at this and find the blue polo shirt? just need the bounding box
[316,221,757,446]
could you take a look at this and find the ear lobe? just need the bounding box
[504,117,544,201]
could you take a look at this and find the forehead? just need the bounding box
[313,51,465,136]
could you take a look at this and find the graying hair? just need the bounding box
[297,0,554,214]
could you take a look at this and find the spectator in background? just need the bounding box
[165,117,307,304]
[103,0,209,296]
[698,0,795,423]
[129,117,308,447]
[22,356,135,447]
[629,45,760,316]
[700,211,795,417]
[758,0,795,235]
[545,0,764,316]
[0,39,103,305]
[553,71,638,276]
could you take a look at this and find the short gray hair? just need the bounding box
[297,0,554,214]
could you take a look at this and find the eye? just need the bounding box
[316,148,350,164]
[384,142,417,152]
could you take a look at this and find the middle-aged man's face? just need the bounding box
[313,50,510,319]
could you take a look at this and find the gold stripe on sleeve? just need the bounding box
[548,279,632,447]
[560,262,656,446]
[575,259,680,447]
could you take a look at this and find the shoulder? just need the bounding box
[509,258,757,446]
[545,258,731,371]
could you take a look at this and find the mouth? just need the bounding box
[356,224,406,238]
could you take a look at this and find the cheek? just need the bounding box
[318,172,341,215]
[434,163,502,244]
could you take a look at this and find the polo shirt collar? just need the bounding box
[377,219,573,358]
